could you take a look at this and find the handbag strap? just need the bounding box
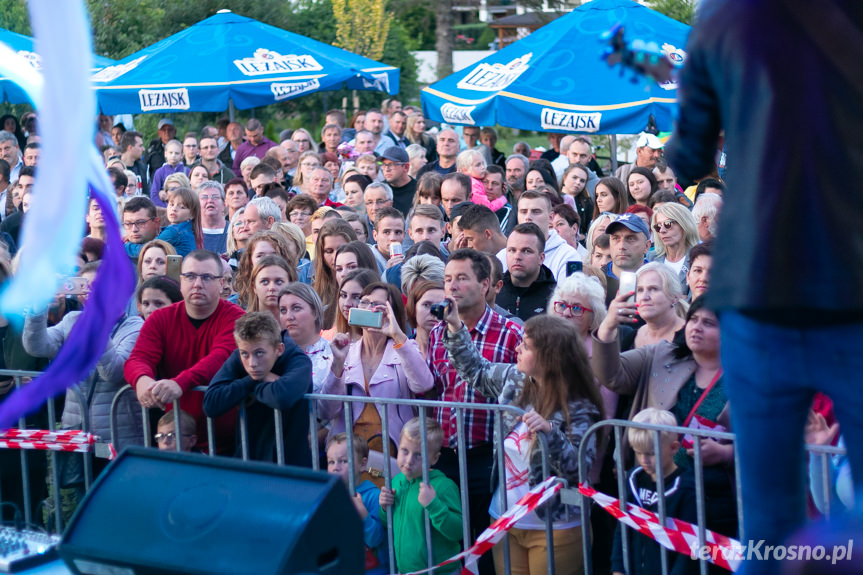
[783,0,863,96]
[682,368,722,428]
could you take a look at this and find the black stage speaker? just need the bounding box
[58,447,363,575]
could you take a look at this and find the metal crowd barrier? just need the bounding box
[307,392,559,575]
[0,369,92,534]
[1,369,852,575]
[568,418,848,575]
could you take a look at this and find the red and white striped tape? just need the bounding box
[578,483,742,572]
[0,439,91,453]
[404,476,563,575]
[0,428,95,444]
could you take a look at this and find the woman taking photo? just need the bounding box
[592,295,735,538]
[322,268,381,342]
[319,282,433,484]
[601,262,686,350]
[441,302,602,575]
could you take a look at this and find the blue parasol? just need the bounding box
[421,0,690,134]
[92,9,400,114]
[0,27,114,104]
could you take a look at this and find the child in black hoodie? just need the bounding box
[611,408,699,575]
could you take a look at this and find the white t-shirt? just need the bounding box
[664,256,685,277]
[489,421,579,529]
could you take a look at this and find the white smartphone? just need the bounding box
[618,271,637,299]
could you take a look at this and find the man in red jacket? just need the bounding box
[124,250,244,453]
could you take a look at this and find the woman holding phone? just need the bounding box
[318,281,434,485]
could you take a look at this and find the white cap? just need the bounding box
[635,132,664,149]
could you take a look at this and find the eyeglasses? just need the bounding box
[290,211,312,218]
[180,272,222,284]
[199,194,222,202]
[358,299,386,309]
[553,301,593,317]
[123,217,155,229]
[154,432,192,443]
[652,220,678,232]
[381,163,404,170]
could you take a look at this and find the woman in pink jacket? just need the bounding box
[319,281,434,485]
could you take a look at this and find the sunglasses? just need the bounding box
[652,220,677,233]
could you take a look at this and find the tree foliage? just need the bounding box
[650,0,695,25]
[332,0,391,62]
[0,0,30,35]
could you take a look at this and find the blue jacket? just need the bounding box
[356,479,388,574]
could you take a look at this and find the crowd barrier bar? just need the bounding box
[107,384,558,574]
[0,369,93,534]
[569,419,847,575]
[1,369,850,573]
[307,392,556,575]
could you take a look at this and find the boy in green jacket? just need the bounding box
[379,416,463,573]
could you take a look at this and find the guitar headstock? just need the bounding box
[602,24,677,85]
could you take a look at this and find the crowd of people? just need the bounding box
[0,100,788,575]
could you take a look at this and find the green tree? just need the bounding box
[389,0,436,51]
[332,0,391,62]
[0,0,30,35]
[87,0,166,59]
[650,0,695,25]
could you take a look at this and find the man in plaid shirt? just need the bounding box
[428,249,523,574]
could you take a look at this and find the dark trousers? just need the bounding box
[436,443,494,575]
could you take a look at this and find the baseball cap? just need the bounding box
[605,213,650,237]
[379,147,409,164]
[158,118,174,130]
[635,132,663,150]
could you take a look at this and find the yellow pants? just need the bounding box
[492,525,585,575]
